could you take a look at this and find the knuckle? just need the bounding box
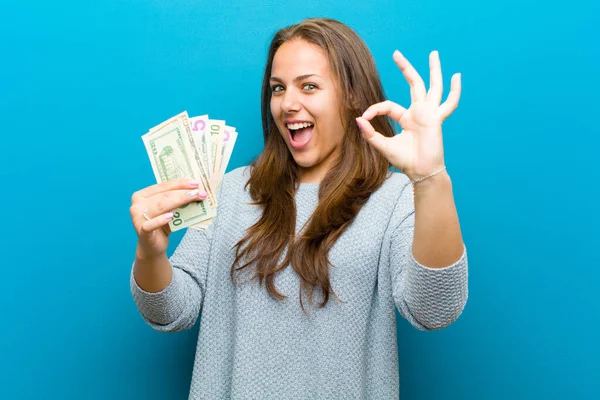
[159,181,172,191]
[138,222,148,235]
[155,198,165,212]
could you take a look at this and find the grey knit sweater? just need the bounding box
[130,166,468,399]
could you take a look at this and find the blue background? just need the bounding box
[1,0,598,398]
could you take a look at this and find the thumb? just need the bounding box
[356,117,390,156]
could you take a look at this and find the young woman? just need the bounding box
[129,17,468,399]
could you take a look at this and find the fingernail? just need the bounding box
[198,190,207,199]
[356,117,362,129]
[187,189,199,198]
[189,180,199,187]
[165,212,174,220]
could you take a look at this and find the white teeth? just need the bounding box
[286,122,314,130]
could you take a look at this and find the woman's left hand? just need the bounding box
[356,50,461,181]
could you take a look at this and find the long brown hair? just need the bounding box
[232,18,395,313]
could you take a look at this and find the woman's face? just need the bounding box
[270,39,346,183]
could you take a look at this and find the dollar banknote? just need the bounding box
[189,115,213,186]
[206,119,225,189]
[192,125,238,231]
[142,110,237,232]
[215,125,238,189]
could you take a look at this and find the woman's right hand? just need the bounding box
[130,179,207,260]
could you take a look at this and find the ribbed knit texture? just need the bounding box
[130,166,468,399]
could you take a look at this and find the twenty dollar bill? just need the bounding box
[142,111,216,232]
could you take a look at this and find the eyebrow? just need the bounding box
[269,74,321,83]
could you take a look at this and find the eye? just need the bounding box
[271,84,284,93]
[303,83,318,91]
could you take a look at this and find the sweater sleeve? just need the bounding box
[130,227,213,332]
[129,180,226,333]
[389,180,469,331]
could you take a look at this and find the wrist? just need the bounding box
[409,163,448,183]
[135,245,166,263]
[412,169,452,191]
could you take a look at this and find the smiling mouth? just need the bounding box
[287,124,313,149]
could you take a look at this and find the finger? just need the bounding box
[428,50,443,105]
[356,117,392,158]
[139,212,175,236]
[361,100,407,122]
[393,50,427,102]
[438,73,462,120]
[132,178,201,203]
[148,188,208,216]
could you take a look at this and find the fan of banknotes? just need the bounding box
[142,111,237,232]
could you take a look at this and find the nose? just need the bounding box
[281,89,301,114]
